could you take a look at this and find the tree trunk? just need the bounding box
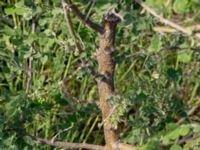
[96,12,120,150]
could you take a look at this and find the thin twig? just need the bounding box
[178,134,200,145]
[135,0,200,39]
[26,18,36,94]
[62,1,82,54]
[177,99,200,124]
[64,0,103,33]
[50,126,73,143]
[153,25,200,39]
[98,104,118,127]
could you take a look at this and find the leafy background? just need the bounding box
[0,0,200,149]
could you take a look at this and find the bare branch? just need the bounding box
[33,137,104,150]
[4,128,104,150]
[50,126,73,143]
[116,143,137,150]
[62,1,82,54]
[135,0,200,39]
[26,18,36,94]
[177,99,200,124]
[63,0,103,33]
[153,25,200,38]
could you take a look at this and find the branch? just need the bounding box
[153,25,200,38]
[33,137,104,150]
[177,99,200,124]
[135,0,200,39]
[62,0,82,54]
[64,0,103,33]
[115,142,137,150]
[26,18,36,94]
[4,128,104,150]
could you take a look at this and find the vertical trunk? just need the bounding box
[96,12,120,150]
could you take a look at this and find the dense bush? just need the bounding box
[0,0,200,149]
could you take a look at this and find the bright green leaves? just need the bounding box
[170,145,182,150]
[139,123,199,150]
[4,7,15,15]
[145,0,167,12]
[162,124,191,144]
[14,1,32,19]
[4,0,35,20]
[24,33,37,46]
[179,125,191,136]
[146,0,166,7]
[177,50,192,63]
[148,34,162,52]
[173,0,189,13]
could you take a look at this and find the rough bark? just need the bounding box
[96,12,120,150]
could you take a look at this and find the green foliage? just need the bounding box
[108,95,128,129]
[173,0,189,14]
[148,34,162,52]
[137,123,200,150]
[1,0,200,149]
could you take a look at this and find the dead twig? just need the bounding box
[135,0,200,40]
[25,18,35,95]
[50,126,73,143]
[62,1,82,54]
[64,0,103,33]
[177,98,200,124]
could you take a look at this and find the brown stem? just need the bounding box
[4,128,104,150]
[62,1,82,54]
[65,0,103,33]
[96,12,120,150]
[26,18,35,94]
[33,137,104,150]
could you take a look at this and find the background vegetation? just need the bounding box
[0,0,200,149]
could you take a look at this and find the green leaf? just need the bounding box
[23,136,35,146]
[193,124,200,133]
[41,55,48,64]
[14,1,32,20]
[24,34,37,45]
[139,140,160,150]
[123,13,133,25]
[4,7,15,15]
[177,50,192,63]
[173,0,189,13]
[179,125,190,136]
[170,144,182,150]
[166,68,182,81]
[146,0,166,5]
[148,34,162,52]
[1,25,15,36]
